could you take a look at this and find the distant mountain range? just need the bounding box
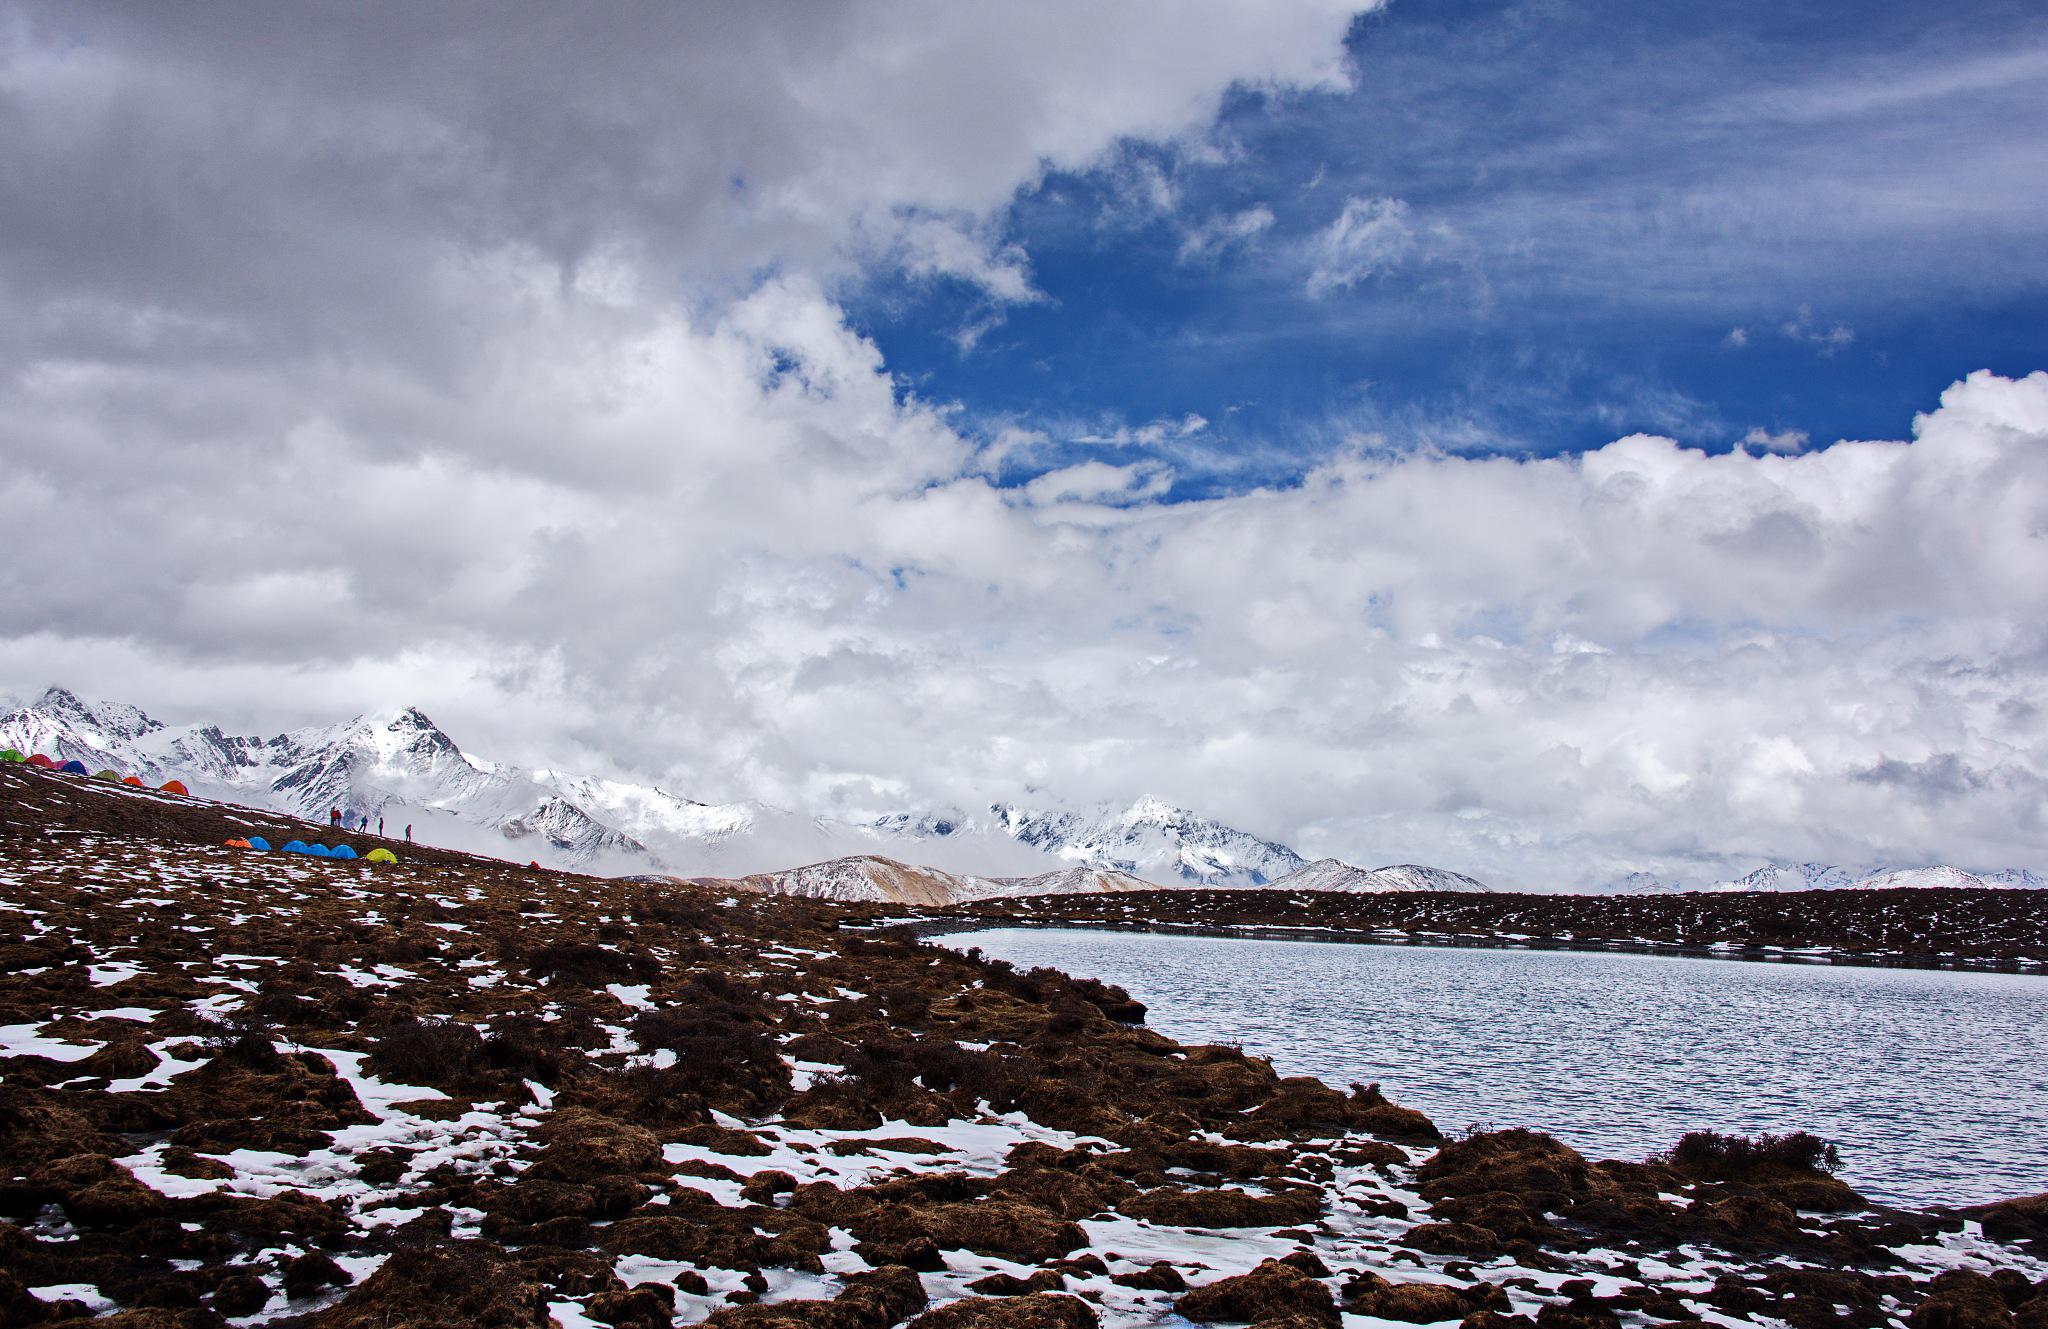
[680,857,1157,907]
[4,686,2039,902]
[0,687,1309,895]
[1598,862,2045,894]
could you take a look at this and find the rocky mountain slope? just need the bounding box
[0,689,1305,892]
[1270,859,1492,893]
[682,856,1155,907]
[874,796,1307,889]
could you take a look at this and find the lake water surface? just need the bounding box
[943,927,2048,1207]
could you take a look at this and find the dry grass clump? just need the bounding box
[1653,1129,1840,1178]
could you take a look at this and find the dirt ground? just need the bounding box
[3,762,2045,1328]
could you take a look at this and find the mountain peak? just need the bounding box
[33,685,86,712]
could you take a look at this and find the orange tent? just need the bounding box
[160,780,189,796]
[224,837,252,849]
[120,775,144,787]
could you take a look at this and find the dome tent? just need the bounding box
[0,749,25,763]
[94,769,120,781]
[328,845,358,861]
[26,754,55,768]
[121,776,144,787]
[365,848,397,864]
[246,837,271,852]
[281,840,315,854]
[59,760,88,774]
[224,838,252,849]
[159,780,189,796]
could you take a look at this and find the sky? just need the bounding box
[3,0,2047,888]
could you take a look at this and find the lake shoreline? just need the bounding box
[902,914,2048,976]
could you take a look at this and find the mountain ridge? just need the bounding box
[5,686,2041,898]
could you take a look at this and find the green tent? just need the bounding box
[94,768,120,781]
[0,749,24,764]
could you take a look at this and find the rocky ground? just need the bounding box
[3,761,2048,1329]
[924,887,2048,973]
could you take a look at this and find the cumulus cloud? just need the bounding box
[5,2,2047,887]
[1740,426,1809,454]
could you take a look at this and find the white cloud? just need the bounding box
[1178,203,1277,263]
[1725,326,1750,347]
[1021,460,1176,506]
[1306,195,1420,295]
[1740,426,1809,454]
[1071,413,1211,447]
[1781,306,1856,354]
[5,4,2048,888]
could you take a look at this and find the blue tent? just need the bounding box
[328,845,358,861]
[281,840,315,855]
[58,759,89,775]
[246,836,271,852]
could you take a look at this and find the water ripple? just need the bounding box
[949,928,2048,1207]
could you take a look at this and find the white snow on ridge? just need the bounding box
[881,796,1308,890]
[1596,860,2044,894]
[5,686,2041,898]
[687,856,1155,907]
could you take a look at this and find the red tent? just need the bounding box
[159,780,189,796]
[120,775,144,787]
[26,754,56,769]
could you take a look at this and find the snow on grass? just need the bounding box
[0,1021,104,1062]
[605,982,653,1010]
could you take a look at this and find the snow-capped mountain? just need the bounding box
[1848,866,1991,891]
[1592,870,1682,894]
[1598,860,2043,894]
[878,796,1307,889]
[10,686,2041,896]
[0,688,1299,887]
[1269,859,1493,893]
[1713,862,1859,892]
[0,688,777,874]
[686,856,1154,906]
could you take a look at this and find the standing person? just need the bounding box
[329,807,340,829]
[377,816,385,837]
[405,824,413,844]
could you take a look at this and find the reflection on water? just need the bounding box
[944,927,2048,1207]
